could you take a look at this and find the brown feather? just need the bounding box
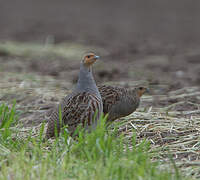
[98,85,147,122]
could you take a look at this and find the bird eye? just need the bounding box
[139,87,143,90]
[87,55,90,58]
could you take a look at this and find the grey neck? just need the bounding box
[74,62,100,96]
[130,89,140,99]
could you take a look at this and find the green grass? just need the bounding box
[0,102,186,180]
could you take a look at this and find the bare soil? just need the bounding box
[0,0,200,178]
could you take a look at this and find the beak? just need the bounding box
[94,55,100,60]
[145,88,150,93]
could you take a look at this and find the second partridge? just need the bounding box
[98,85,148,122]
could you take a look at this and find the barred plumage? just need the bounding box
[98,85,148,122]
[46,92,102,138]
[46,53,103,139]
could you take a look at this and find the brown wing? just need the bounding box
[98,85,127,114]
[98,85,140,122]
[46,92,102,138]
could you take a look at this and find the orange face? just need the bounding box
[83,53,100,66]
[137,87,148,97]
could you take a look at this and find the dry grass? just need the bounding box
[116,86,200,179]
[1,78,199,178]
[0,41,107,59]
[0,41,199,179]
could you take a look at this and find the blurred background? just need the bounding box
[1,0,200,46]
[0,1,200,177]
[0,0,200,112]
[0,0,200,87]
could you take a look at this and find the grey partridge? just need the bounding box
[98,85,148,122]
[46,53,103,139]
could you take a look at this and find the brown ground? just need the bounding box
[0,0,200,178]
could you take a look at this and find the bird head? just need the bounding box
[82,53,100,67]
[135,86,149,97]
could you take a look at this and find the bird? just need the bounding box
[98,85,148,122]
[46,53,103,139]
